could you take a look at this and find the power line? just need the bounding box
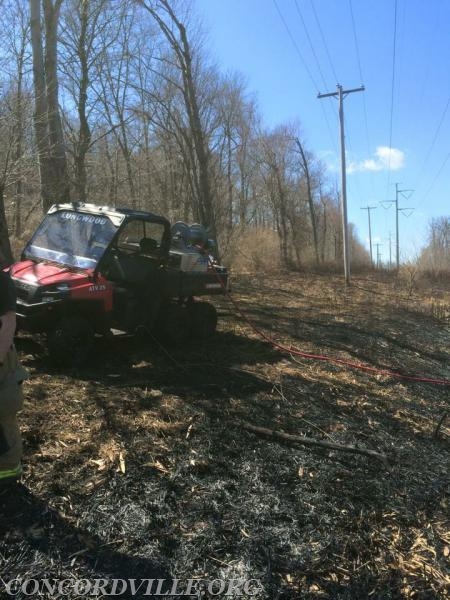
[309,0,339,83]
[420,149,450,206]
[294,0,328,91]
[348,0,363,84]
[414,96,450,200]
[385,0,398,199]
[273,0,337,153]
[383,182,414,270]
[348,0,373,194]
[272,0,320,92]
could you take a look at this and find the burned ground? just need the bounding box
[1,273,449,599]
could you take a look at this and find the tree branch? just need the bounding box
[239,421,391,466]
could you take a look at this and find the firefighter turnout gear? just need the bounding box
[0,272,27,484]
[0,346,27,482]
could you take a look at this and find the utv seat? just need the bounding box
[105,238,162,285]
[139,237,159,256]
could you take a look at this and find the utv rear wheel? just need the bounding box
[47,316,94,367]
[190,302,217,339]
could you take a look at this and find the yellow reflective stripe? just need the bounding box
[0,464,22,480]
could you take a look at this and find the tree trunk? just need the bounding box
[320,200,327,263]
[30,0,53,211]
[118,133,136,208]
[74,0,91,203]
[13,49,25,237]
[226,128,233,232]
[178,20,217,244]
[296,138,319,266]
[0,186,13,266]
[275,167,289,267]
[31,0,69,212]
[43,0,70,205]
[139,0,219,253]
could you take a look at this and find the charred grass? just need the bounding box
[1,273,449,599]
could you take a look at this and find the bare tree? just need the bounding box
[418,216,450,275]
[30,0,69,211]
[293,137,319,266]
[137,0,218,246]
[257,131,292,267]
[59,0,115,202]
[91,1,142,207]
[0,1,32,237]
[210,72,259,245]
[0,90,29,263]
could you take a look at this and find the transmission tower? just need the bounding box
[381,183,414,270]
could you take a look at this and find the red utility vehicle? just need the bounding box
[10,203,228,365]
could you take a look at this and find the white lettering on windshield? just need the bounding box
[61,212,107,225]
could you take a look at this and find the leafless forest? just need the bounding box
[0,0,396,267]
[0,0,448,273]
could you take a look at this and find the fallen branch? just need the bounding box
[239,421,390,466]
[434,411,447,439]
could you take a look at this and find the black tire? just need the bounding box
[47,315,94,367]
[189,302,217,339]
[157,303,190,345]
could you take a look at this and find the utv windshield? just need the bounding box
[23,210,119,269]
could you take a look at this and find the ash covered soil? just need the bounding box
[1,273,449,599]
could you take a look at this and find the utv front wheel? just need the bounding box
[47,316,94,367]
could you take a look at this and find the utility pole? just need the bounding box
[360,205,377,266]
[318,84,365,285]
[382,183,414,270]
[375,243,382,268]
[388,231,392,269]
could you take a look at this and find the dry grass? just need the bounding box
[222,227,282,274]
[1,272,449,599]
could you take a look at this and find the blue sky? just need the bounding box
[195,0,450,262]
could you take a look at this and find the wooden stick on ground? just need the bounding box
[434,411,447,439]
[239,421,390,466]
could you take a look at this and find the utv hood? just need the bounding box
[10,260,91,287]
